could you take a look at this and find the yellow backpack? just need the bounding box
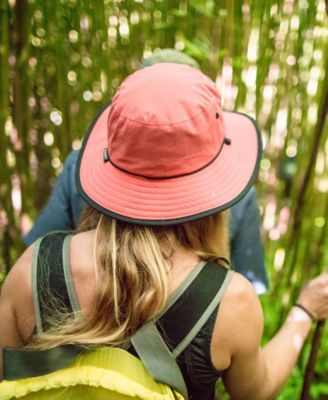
[0,233,233,400]
[1,335,185,400]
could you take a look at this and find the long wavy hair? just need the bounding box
[29,205,230,349]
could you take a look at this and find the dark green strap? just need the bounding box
[3,345,85,380]
[156,261,230,352]
[173,268,233,357]
[31,237,44,334]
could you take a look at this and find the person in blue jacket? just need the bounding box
[23,50,268,294]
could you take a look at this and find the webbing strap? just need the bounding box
[3,345,85,380]
[159,260,206,317]
[173,269,234,358]
[31,237,44,334]
[131,322,188,399]
[156,261,230,352]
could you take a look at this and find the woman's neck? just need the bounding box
[168,246,200,295]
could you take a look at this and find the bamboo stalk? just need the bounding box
[300,320,326,400]
[0,0,13,275]
[12,0,32,214]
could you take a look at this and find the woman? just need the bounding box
[1,63,328,400]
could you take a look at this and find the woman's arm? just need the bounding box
[213,272,328,400]
[0,245,35,381]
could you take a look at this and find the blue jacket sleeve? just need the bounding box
[230,187,269,294]
[23,150,85,246]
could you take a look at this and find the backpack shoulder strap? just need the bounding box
[158,261,234,357]
[32,231,75,333]
[131,261,234,399]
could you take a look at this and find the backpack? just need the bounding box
[0,232,234,400]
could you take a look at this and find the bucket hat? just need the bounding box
[77,63,262,225]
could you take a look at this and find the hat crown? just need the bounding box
[107,63,226,178]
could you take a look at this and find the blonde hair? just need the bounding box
[29,206,230,349]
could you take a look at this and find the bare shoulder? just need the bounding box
[224,272,261,305]
[1,244,34,298]
[211,272,264,370]
[0,244,35,342]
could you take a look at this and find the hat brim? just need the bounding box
[76,101,262,225]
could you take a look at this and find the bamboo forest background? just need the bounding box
[0,0,328,398]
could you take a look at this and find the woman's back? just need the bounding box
[4,227,243,399]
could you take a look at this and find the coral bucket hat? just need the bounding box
[77,63,262,225]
